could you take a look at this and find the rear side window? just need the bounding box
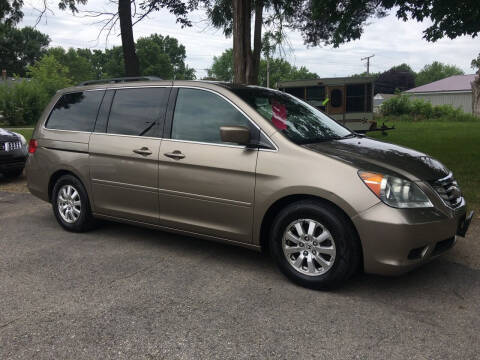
[46,91,104,132]
[171,88,250,144]
[107,87,169,137]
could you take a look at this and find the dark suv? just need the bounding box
[0,128,28,178]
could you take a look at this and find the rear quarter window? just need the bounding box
[45,90,105,132]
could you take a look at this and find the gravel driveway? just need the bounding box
[0,185,479,359]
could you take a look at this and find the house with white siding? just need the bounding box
[404,74,475,114]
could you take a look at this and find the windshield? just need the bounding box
[230,87,352,144]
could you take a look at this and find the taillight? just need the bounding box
[28,139,38,154]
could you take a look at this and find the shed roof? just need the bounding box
[405,74,476,93]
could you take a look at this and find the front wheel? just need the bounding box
[52,174,96,232]
[269,200,361,290]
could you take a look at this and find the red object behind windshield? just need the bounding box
[271,101,287,130]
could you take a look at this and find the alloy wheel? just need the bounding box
[282,218,336,276]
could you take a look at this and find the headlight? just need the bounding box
[358,171,433,208]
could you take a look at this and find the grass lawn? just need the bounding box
[369,121,480,214]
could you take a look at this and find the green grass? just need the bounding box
[369,121,480,213]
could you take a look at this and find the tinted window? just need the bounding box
[46,91,104,132]
[107,87,169,137]
[171,88,250,144]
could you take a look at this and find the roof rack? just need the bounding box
[78,76,163,86]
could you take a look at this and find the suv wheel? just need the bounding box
[269,200,360,290]
[52,175,96,232]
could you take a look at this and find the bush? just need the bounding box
[0,81,48,126]
[0,55,72,126]
[381,94,478,121]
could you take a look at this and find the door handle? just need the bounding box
[133,147,152,156]
[164,150,185,160]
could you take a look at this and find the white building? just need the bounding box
[405,74,475,114]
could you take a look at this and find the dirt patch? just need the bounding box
[0,172,29,193]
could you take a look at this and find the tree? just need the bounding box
[84,0,192,77]
[188,0,480,85]
[472,53,480,71]
[27,55,72,97]
[299,0,480,46]
[375,64,416,93]
[207,48,234,82]
[136,34,195,79]
[0,24,50,77]
[416,61,464,86]
[207,48,318,86]
[471,54,480,117]
[91,34,195,79]
[0,0,23,25]
[46,47,96,83]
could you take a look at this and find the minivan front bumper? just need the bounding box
[353,202,470,276]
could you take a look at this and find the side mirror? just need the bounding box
[220,126,251,146]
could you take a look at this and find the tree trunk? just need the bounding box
[232,0,249,84]
[118,0,140,77]
[247,0,263,85]
[472,73,480,117]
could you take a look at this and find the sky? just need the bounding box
[20,0,480,79]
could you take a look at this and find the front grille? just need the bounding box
[0,140,22,152]
[430,173,463,209]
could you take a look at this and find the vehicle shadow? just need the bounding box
[94,219,479,300]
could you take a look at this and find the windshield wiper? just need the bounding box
[338,133,357,139]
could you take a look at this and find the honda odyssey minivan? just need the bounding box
[25,78,473,289]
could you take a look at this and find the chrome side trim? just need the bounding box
[158,187,251,207]
[92,178,157,193]
[162,138,246,150]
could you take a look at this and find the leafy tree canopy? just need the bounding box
[97,34,196,80]
[415,61,464,86]
[301,0,480,47]
[27,54,72,96]
[206,48,318,87]
[46,47,96,84]
[0,23,50,77]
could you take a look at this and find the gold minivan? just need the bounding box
[25,78,473,289]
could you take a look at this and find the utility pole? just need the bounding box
[361,54,375,74]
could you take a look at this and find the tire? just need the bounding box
[3,168,24,178]
[51,174,96,232]
[269,200,361,290]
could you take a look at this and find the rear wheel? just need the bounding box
[269,200,360,290]
[52,175,96,232]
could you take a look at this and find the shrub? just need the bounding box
[0,55,72,126]
[381,94,478,121]
[0,81,48,126]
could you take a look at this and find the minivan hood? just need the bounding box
[303,136,449,182]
